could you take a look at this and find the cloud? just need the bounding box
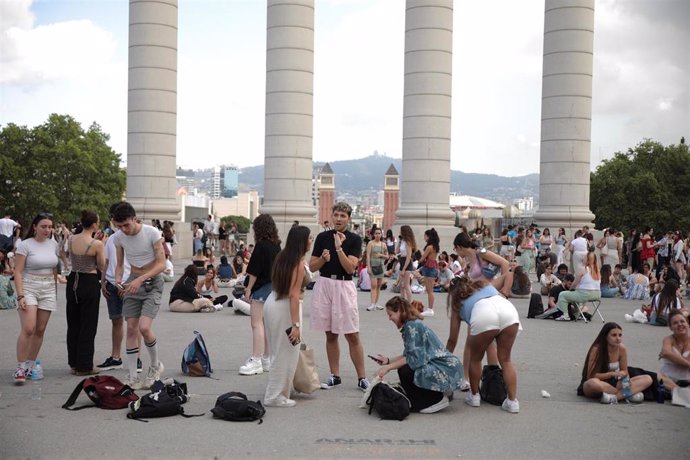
[0,0,116,87]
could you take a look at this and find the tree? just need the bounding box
[0,114,126,228]
[590,139,690,233]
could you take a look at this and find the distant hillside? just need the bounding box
[239,154,539,203]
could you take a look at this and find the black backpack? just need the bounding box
[527,293,544,318]
[211,392,265,424]
[127,380,204,422]
[366,382,411,421]
[479,365,507,405]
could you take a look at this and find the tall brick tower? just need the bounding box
[383,163,399,233]
[318,163,335,227]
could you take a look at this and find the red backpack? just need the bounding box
[62,375,139,410]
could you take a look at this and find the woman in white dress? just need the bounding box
[603,228,622,267]
[569,230,589,275]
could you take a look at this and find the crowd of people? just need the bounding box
[3,205,690,415]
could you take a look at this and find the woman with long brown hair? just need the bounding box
[263,225,311,407]
[398,225,417,302]
[556,251,601,321]
[365,227,388,311]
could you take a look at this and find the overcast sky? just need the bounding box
[1,0,687,176]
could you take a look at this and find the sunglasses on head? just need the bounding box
[38,212,53,219]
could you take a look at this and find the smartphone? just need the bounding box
[368,354,383,364]
[285,327,299,346]
[115,283,125,290]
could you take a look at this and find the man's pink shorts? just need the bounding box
[310,276,359,334]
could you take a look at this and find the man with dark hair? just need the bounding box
[555,263,569,282]
[536,274,575,319]
[309,202,369,391]
[111,202,166,389]
[0,213,20,252]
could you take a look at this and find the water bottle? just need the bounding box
[656,379,665,404]
[621,375,632,400]
[32,360,44,380]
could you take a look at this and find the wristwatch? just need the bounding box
[292,322,301,328]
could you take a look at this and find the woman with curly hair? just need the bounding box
[238,214,281,376]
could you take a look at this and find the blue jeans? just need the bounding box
[600,286,619,298]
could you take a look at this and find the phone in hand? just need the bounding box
[368,354,383,365]
[285,327,299,346]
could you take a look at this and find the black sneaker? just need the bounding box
[137,358,143,373]
[320,374,342,390]
[96,356,123,371]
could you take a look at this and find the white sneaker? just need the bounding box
[501,398,520,414]
[261,356,271,373]
[421,308,434,317]
[465,392,481,407]
[239,357,263,375]
[376,304,384,310]
[459,380,470,392]
[144,361,165,388]
[264,395,296,407]
[600,393,618,404]
[214,304,224,311]
[366,304,377,311]
[420,395,449,414]
[627,392,644,403]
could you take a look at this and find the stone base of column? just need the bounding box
[533,205,594,235]
[259,203,317,240]
[128,197,180,222]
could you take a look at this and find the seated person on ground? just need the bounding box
[510,266,532,298]
[536,273,574,319]
[649,280,685,326]
[436,261,454,292]
[358,259,372,292]
[449,253,463,276]
[169,265,217,312]
[536,254,551,281]
[658,310,690,395]
[539,264,561,296]
[578,322,653,404]
[613,264,625,294]
[196,265,228,306]
[599,264,619,298]
[624,270,650,301]
[217,255,236,287]
[554,263,569,282]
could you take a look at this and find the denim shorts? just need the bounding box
[420,266,439,279]
[250,283,272,302]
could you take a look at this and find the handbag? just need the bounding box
[371,265,383,276]
[293,343,320,394]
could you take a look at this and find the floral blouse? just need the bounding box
[401,319,462,392]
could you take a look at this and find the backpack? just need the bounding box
[211,392,266,423]
[527,293,544,318]
[62,375,139,411]
[182,331,213,377]
[479,364,507,405]
[366,382,411,421]
[127,380,203,422]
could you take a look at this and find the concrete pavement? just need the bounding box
[0,260,688,459]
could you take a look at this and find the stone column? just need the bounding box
[396,0,456,249]
[127,0,179,220]
[260,0,316,238]
[533,0,595,233]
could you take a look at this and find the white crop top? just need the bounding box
[578,268,601,290]
[16,238,59,275]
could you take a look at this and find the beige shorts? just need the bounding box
[310,277,359,334]
[22,274,57,311]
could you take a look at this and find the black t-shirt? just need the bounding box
[246,239,281,292]
[549,284,567,301]
[312,229,362,277]
[169,276,199,303]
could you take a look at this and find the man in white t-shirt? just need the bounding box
[0,213,20,251]
[111,202,166,390]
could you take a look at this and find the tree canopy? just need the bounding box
[221,215,251,234]
[0,114,125,229]
[590,139,689,233]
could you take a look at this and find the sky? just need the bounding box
[1,0,688,177]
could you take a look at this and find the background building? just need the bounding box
[212,165,239,198]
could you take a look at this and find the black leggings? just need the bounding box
[66,272,101,372]
[397,364,444,412]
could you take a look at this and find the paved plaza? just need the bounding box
[0,258,688,459]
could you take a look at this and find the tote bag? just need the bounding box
[293,343,320,394]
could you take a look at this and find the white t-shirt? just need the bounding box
[577,268,601,290]
[105,232,130,283]
[16,238,59,275]
[0,217,18,237]
[571,237,588,253]
[540,273,561,287]
[114,224,161,267]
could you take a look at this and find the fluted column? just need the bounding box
[396,0,456,248]
[260,0,317,237]
[127,0,179,220]
[533,0,595,233]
